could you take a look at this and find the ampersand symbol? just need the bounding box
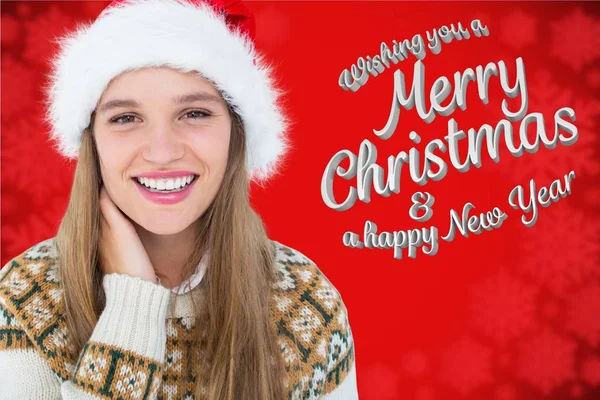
[409,192,435,222]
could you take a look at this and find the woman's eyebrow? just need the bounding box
[97,92,221,114]
[173,92,221,105]
[97,99,141,114]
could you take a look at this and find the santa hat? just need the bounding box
[44,0,289,182]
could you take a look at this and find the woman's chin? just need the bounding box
[127,214,191,235]
[141,221,190,235]
[123,201,204,235]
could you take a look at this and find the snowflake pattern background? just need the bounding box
[1,1,599,400]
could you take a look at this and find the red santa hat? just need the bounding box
[44,0,289,182]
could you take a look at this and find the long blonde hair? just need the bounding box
[55,106,288,399]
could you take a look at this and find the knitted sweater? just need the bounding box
[0,238,357,399]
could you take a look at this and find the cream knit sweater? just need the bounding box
[0,238,357,399]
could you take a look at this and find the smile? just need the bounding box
[135,175,197,193]
[133,175,199,205]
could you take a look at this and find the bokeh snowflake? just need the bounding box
[23,6,78,69]
[566,281,600,347]
[499,9,537,50]
[570,383,585,398]
[495,383,518,400]
[413,385,435,400]
[583,187,600,209]
[515,328,577,394]
[519,206,600,297]
[588,69,600,89]
[438,336,493,396]
[581,355,600,387]
[0,55,40,120]
[16,2,33,18]
[2,118,73,205]
[1,211,59,263]
[1,14,22,45]
[400,350,429,378]
[550,7,600,71]
[468,269,538,346]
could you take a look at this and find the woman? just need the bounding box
[0,0,357,399]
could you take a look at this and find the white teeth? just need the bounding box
[136,175,196,192]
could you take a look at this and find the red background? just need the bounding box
[2,1,600,399]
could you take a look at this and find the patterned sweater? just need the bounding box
[0,238,357,399]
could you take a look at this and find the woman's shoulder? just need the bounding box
[0,237,61,288]
[270,239,341,293]
[0,237,63,322]
[269,240,357,398]
[269,239,350,319]
[0,237,75,381]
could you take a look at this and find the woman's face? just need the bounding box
[93,67,231,235]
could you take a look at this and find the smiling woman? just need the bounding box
[93,67,232,240]
[0,0,358,399]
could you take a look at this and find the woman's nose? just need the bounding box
[142,124,185,164]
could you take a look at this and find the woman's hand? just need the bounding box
[98,185,158,283]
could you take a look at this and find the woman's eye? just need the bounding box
[110,114,138,124]
[183,110,210,119]
[108,110,209,125]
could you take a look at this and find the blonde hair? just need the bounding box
[55,106,288,399]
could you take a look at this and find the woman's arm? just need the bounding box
[0,273,171,399]
[0,302,63,399]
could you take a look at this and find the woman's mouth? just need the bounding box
[133,175,199,205]
[134,175,198,193]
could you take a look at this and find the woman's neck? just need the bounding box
[133,221,197,289]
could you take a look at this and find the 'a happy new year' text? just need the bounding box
[343,170,576,259]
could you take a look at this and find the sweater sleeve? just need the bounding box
[0,273,171,399]
[322,358,359,400]
[0,299,65,399]
[320,283,359,400]
[320,318,359,400]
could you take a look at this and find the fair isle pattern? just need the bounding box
[0,300,36,350]
[271,241,355,399]
[0,238,355,399]
[71,341,162,399]
[162,316,208,399]
[0,238,79,381]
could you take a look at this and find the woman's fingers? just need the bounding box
[98,186,115,229]
[96,184,156,282]
[99,185,131,232]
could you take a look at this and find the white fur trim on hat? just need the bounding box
[43,0,290,183]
